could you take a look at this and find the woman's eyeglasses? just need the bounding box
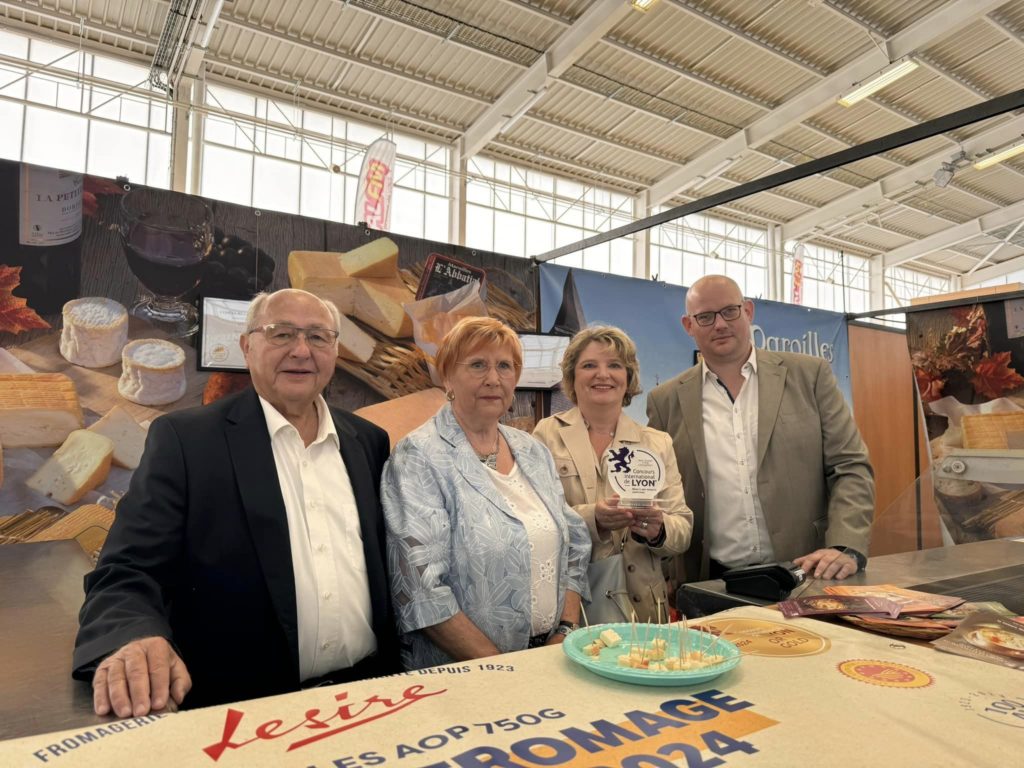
[248,323,339,349]
[456,360,518,379]
[690,304,743,327]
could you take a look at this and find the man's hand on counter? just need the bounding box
[793,548,859,580]
[92,636,192,718]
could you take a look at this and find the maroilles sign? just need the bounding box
[751,324,834,363]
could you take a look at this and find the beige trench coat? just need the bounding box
[534,407,693,622]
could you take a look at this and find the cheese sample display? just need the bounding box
[117,339,187,406]
[338,237,399,278]
[26,429,114,505]
[352,277,415,337]
[287,251,358,313]
[87,405,147,469]
[58,297,128,368]
[337,312,376,363]
[0,373,84,448]
[961,412,1024,449]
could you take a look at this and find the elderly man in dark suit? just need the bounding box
[74,288,398,716]
[647,275,874,585]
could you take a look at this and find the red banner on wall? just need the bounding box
[354,137,397,230]
[791,244,805,305]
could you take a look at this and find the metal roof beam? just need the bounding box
[883,199,1024,268]
[664,0,823,76]
[962,252,1024,286]
[0,1,156,52]
[460,0,631,159]
[602,38,773,111]
[648,0,1005,205]
[218,15,490,105]
[180,0,224,79]
[781,114,1024,241]
[518,114,683,169]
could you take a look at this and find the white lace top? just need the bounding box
[486,462,559,635]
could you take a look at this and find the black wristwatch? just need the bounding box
[553,620,579,637]
[833,546,866,571]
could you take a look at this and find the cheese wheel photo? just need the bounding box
[117,338,187,406]
[59,297,129,368]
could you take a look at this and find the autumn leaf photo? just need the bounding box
[0,264,51,335]
[909,301,1024,407]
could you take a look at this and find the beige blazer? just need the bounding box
[533,407,693,622]
[646,349,874,583]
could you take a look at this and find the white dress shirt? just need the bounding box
[258,395,376,681]
[701,348,776,568]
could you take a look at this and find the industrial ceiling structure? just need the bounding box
[3,0,1024,286]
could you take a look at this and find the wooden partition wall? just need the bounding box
[848,323,942,555]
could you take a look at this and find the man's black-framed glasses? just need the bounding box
[691,304,743,327]
[248,323,339,349]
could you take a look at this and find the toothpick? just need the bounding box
[677,619,684,666]
[580,601,590,628]
[711,622,733,664]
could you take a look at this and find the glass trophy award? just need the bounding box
[605,445,666,508]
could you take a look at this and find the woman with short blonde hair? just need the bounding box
[382,316,590,670]
[534,325,692,623]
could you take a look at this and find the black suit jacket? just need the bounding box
[73,388,400,709]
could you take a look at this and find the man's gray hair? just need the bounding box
[245,288,343,335]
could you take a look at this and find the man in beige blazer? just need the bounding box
[646,275,874,584]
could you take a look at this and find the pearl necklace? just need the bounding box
[583,418,616,438]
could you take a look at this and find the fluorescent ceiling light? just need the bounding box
[973,139,1024,170]
[631,0,658,11]
[837,57,919,107]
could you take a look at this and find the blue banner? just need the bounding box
[538,264,850,422]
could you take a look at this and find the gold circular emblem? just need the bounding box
[210,344,229,362]
[837,659,933,688]
[693,618,830,657]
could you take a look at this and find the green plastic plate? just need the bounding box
[562,622,741,687]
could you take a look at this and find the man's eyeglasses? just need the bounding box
[690,304,743,327]
[248,323,339,349]
[456,360,518,379]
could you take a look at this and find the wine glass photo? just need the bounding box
[120,186,213,337]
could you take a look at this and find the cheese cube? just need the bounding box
[88,405,148,469]
[337,312,376,364]
[598,629,622,648]
[0,373,84,448]
[287,251,358,314]
[27,430,114,506]
[339,237,399,278]
[352,277,414,338]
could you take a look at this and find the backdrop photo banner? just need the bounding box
[906,296,1024,543]
[0,158,535,525]
[538,265,851,423]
